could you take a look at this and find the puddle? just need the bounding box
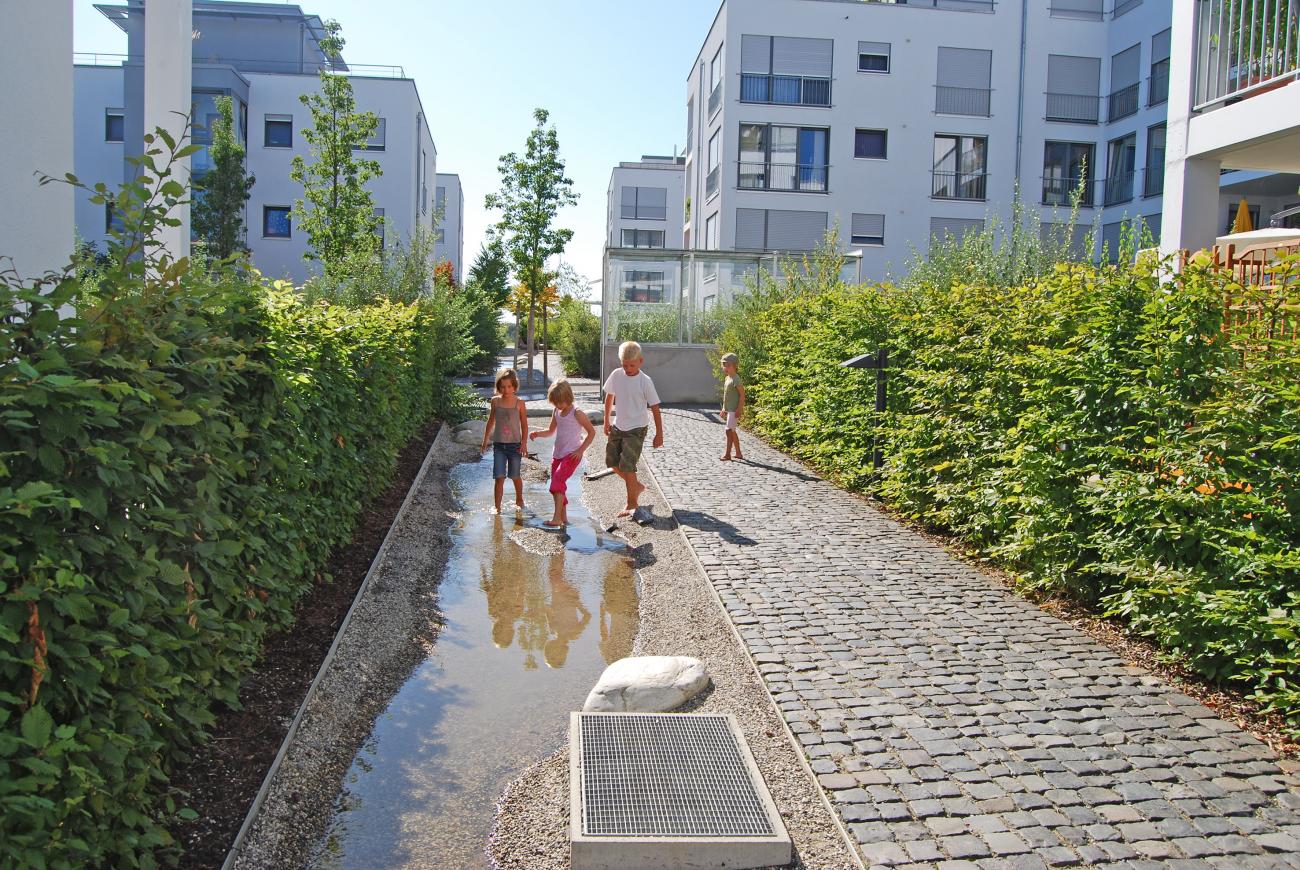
[308,443,639,869]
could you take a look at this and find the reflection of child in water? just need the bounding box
[481,522,526,649]
[544,555,590,669]
[599,569,640,665]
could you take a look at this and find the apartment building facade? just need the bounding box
[434,173,464,282]
[682,0,1294,277]
[74,1,436,285]
[606,155,688,254]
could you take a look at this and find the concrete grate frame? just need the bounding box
[570,712,793,869]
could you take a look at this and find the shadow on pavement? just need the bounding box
[673,509,758,547]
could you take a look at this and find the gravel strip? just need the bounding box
[489,431,861,870]
[229,426,481,869]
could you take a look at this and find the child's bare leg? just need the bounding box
[721,431,732,460]
[493,478,504,512]
[544,492,564,527]
[618,470,645,516]
[731,430,744,460]
[512,476,524,509]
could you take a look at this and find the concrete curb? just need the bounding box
[220,422,456,870]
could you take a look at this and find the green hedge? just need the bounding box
[738,258,1300,729]
[0,139,468,867]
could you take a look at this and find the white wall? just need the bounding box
[607,161,686,250]
[1,1,74,277]
[435,172,464,280]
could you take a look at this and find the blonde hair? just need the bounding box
[547,378,575,406]
[493,368,519,395]
[618,340,643,363]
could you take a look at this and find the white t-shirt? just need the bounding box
[602,368,661,431]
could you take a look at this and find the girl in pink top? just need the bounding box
[529,379,595,528]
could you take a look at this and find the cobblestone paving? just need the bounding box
[647,408,1300,869]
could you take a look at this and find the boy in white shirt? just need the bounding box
[602,341,665,517]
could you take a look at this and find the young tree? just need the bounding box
[290,21,383,279]
[192,95,255,260]
[485,108,577,384]
[467,236,511,309]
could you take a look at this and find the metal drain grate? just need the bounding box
[577,713,776,837]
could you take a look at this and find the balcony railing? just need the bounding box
[1045,92,1101,123]
[738,162,830,193]
[932,170,988,200]
[1107,82,1140,121]
[1041,175,1095,207]
[935,85,992,116]
[1148,60,1170,105]
[708,84,722,117]
[1143,163,1165,197]
[1048,0,1103,19]
[1195,0,1300,109]
[706,166,720,199]
[1112,0,1142,18]
[1103,170,1135,206]
[739,73,832,107]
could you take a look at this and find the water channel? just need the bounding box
[309,440,640,868]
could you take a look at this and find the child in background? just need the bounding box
[719,352,746,461]
[529,378,595,528]
[480,368,528,513]
[602,340,664,517]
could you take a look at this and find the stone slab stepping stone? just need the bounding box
[583,655,710,713]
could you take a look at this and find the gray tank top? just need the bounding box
[492,399,521,443]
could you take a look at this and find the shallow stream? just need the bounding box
[309,443,639,869]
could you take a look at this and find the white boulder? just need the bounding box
[582,656,710,713]
[454,428,482,445]
[456,419,487,438]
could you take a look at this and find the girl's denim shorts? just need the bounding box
[492,442,522,479]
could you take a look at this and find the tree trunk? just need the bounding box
[542,306,549,382]
[526,303,536,386]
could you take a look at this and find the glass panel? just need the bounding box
[739,124,767,189]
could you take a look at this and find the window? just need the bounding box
[932,134,988,200]
[1042,141,1095,206]
[264,115,292,148]
[620,187,668,220]
[739,35,833,106]
[1149,29,1170,106]
[1046,55,1102,123]
[854,129,887,159]
[737,123,829,192]
[357,117,386,151]
[1144,124,1165,197]
[705,213,719,250]
[936,47,992,116]
[709,44,724,116]
[1104,133,1137,205]
[1108,44,1141,122]
[735,208,828,251]
[375,207,385,248]
[263,206,291,238]
[420,149,428,214]
[706,131,721,199]
[622,269,667,303]
[851,213,885,246]
[105,109,124,143]
[436,186,447,215]
[622,229,666,249]
[858,41,890,73]
[686,98,694,153]
[105,200,124,233]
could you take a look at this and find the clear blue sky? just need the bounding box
[73,0,722,289]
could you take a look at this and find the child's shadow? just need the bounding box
[673,509,757,547]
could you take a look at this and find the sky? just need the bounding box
[73,0,720,291]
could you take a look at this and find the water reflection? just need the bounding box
[311,440,641,869]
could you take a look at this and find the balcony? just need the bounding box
[738,162,829,193]
[1047,0,1103,19]
[1103,170,1135,206]
[1045,92,1101,123]
[1148,60,1170,105]
[706,166,719,200]
[708,84,722,117]
[1194,0,1300,109]
[935,85,992,116]
[1041,175,1095,207]
[932,170,988,201]
[1112,0,1142,18]
[1143,164,1164,198]
[1107,83,1140,122]
[739,73,832,107]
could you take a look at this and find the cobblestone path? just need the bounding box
[647,408,1300,869]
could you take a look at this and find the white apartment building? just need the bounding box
[682,0,1299,278]
[434,172,464,282]
[606,156,688,261]
[74,1,436,285]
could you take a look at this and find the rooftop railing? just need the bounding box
[73,51,406,78]
[1195,0,1300,109]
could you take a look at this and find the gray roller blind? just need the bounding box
[930,216,984,243]
[772,37,833,77]
[851,213,885,238]
[1039,222,1089,256]
[858,40,890,57]
[767,209,827,251]
[1151,29,1171,62]
[741,35,771,73]
[1138,213,1161,245]
[1048,55,1100,95]
[735,209,766,250]
[1049,0,1103,18]
[1100,220,1124,261]
[1111,44,1141,88]
[620,186,636,219]
[937,47,992,87]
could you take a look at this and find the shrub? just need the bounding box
[551,296,600,377]
[0,131,463,866]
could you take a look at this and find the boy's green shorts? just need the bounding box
[606,425,648,473]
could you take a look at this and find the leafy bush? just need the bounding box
[551,296,600,377]
[738,250,1300,730]
[613,303,678,344]
[0,131,464,867]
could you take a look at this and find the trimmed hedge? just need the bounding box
[1,139,470,866]
[736,258,1300,729]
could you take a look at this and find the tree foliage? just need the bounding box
[290,21,383,279]
[467,237,511,309]
[191,95,255,261]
